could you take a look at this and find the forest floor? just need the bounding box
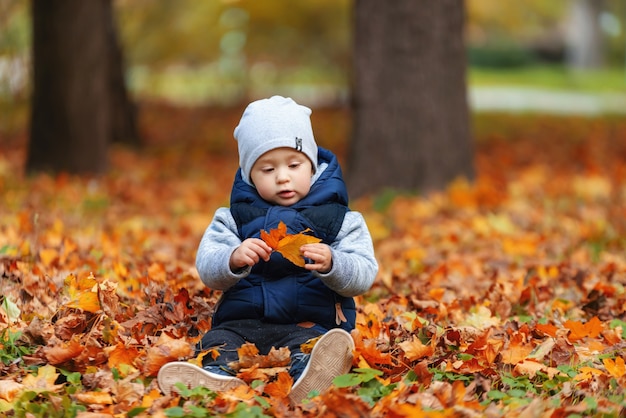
[1,104,626,417]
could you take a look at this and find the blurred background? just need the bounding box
[1,0,626,114]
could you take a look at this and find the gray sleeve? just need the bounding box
[315,211,378,297]
[195,207,250,291]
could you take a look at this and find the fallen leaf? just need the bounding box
[39,248,59,267]
[105,342,140,370]
[535,323,559,338]
[64,273,101,313]
[98,279,120,319]
[21,364,64,393]
[43,336,85,365]
[230,344,290,370]
[565,317,603,342]
[574,366,605,381]
[0,380,24,402]
[74,391,114,405]
[264,371,293,398]
[513,360,562,379]
[603,357,626,379]
[398,335,434,362]
[143,334,193,377]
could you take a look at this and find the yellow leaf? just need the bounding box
[260,221,322,267]
[186,350,208,368]
[64,273,101,313]
[574,366,605,381]
[275,233,321,267]
[65,272,97,291]
[357,356,371,369]
[39,248,58,267]
[141,388,164,409]
[114,261,129,279]
[65,292,101,313]
[21,365,63,393]
[603,357,626,378]
[300,335,322,354]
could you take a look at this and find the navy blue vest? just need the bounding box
[212,148,355,331]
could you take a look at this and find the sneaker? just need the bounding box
[288,328,354,404]
[157,362,245,396]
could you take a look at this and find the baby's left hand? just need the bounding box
[300,243,332,273]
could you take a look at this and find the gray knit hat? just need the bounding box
[234,96,318,185]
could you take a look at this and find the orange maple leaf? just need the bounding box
[564,317,603,342]
[105,342,140,370]
[500,332,533,365]
[603,356,626,378]
[260,221,288,249]
[399,335,434,362]
[535,323,559,338]
[260,221,322,267]
[264,371,293,398]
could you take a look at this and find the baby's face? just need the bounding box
[250,147,314,206]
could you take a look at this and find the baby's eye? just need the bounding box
[262,167,274,173]
[289,162,301,169]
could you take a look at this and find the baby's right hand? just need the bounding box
[229,238,272,271]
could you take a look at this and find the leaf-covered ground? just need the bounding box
[1,105,626,417]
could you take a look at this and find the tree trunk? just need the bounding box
[565,0,605,69]
[106,2,140,147]
[347,0,474,198]
[27,0,138,175]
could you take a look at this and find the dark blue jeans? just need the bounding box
[196,319,326,381]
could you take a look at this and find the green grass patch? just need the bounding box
[469,65,626,93]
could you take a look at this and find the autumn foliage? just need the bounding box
[1,107,626,417]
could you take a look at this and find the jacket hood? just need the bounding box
[230,147,349,209]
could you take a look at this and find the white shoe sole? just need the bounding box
[288,328,354,404]
[157,362,245,396]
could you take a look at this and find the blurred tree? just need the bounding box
[106,2,139,147]
[565,0,605,69]
[114,0,351,104]
[27,0,138,175]
[347,0,474,197]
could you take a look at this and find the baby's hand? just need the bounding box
[230,238,272,271]
[300,243,332,274]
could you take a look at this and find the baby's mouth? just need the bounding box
[278,190,295,198]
